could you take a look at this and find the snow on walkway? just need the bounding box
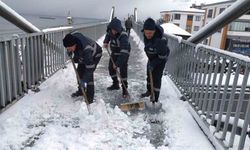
[0,30,214,150]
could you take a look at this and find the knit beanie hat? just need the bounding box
[109,17,123,33]
[143,18,156,30]
[63,34,76,47]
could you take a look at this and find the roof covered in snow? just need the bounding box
[202,0,236,7]
[160,23,191,37]
[161,8,205,14]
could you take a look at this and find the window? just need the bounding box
[187,15,193,21]
[204,39,208,45]
[193,26,200,31]
[245,27,250,32]
[219,8,225,14]
[186,25,192,33]
[174,14,181,20]
[207,9,213,18]
[195,16,201,21]
[229,21,250,32]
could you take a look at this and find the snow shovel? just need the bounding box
[70,57,91,113]
[104,47,145,111]
[145,70,162,114]
[120,69,162,112]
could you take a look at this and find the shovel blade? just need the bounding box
[145,101,162,114]
[119,101,145,111]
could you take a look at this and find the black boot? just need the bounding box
[140,91,151,98]
[107,82,120,90]
[71,90,83,97]
[87,98,94,104]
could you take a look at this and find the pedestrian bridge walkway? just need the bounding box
[0,29,215,149]
[1,7,250,149]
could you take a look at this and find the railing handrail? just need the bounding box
[0,21,109,42]
[0,1,41,33]
[0,21,108,114]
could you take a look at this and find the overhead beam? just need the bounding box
[0,1,40,33]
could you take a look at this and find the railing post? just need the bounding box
[0,42,6,107]
[215,60,233,132]
[229,64,249,147]
[206,55,221,120]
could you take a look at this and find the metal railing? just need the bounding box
[0,22,108,111]
[133,23,250,150]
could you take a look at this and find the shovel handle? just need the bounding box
[149,70,155,103]
[70,57,90,112]
[105,47,130,98]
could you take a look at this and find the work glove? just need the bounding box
[80,80,87,89]
[73,56,79,63]
[113,63,118,70]
[80,73,92,86]
[103,43,108,49]
[67,51,79,63]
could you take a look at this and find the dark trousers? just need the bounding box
[108,54,128,89]
[126,28,131,37]
[77,56,101,103]
[146,60,166,102]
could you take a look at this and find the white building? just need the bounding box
[201,0,250,55]
[160,8,205,35]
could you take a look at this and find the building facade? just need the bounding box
[199,0,250,55]
[160,8,205,35]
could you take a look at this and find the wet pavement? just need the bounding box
[94,36,167,148]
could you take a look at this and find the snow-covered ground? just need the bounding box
[0,30,214,150]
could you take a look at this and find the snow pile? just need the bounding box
[130,29,147,63]
[29,100,155,150]
[0,62,156,149]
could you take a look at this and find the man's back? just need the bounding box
[125,19,132,29]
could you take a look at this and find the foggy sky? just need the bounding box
[2,0,224,21]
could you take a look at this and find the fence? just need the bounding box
[133,22,250,150]
[0,22,108,111]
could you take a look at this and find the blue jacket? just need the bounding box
[104,18,131,67]
[70,32,102,81]
[143,25,170,69]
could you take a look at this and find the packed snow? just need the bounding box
[0,29,214,150]
[161,23,191,37]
